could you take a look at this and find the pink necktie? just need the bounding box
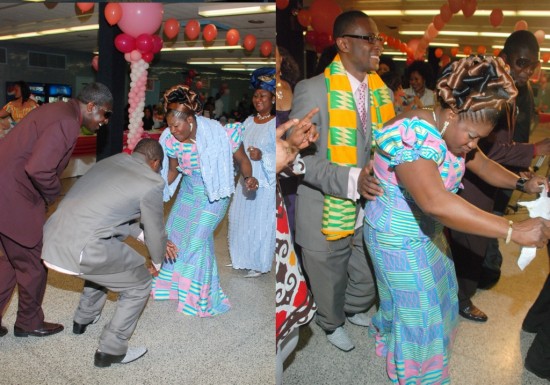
[356,82,367,134]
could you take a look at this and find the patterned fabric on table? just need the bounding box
[228,116,276,273]
[151,123,242,317]
[275,157,316,352]
[364,117,465,384]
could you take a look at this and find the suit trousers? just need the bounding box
[76,265,152,356]
[300,226,376,331]
[524,273,550,376]
[0,233,46,330]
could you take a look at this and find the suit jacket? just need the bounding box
[42,152,167,275]
[0,100,82,248]
[289,73,371,252]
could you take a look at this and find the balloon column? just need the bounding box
[108,3,165,152]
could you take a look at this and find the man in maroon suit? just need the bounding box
[0,82,113,337]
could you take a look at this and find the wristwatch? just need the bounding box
[515,177,527,192]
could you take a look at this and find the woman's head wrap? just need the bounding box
[437,55,517,114]
[250,67,276,94]
[163,84,203,115]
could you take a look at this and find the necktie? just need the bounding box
[356,82,367,134]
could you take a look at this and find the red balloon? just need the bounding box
[76,3,94,13]
[400,42,408,53]
[462,0,477,18]
[440,54,451,67]
[142,52,154,63]
[44,2,57,9]
[435,48,443,58]
[310,0,342,35]
[260,41,273,57]
[114,33,136,54]
[477,45,486,55]
[297,9,312,28]
[188,69,198,78]
[450,47,459,57]
[543,53,550,63]
[426,23,439,40]
[91,55,98,71]
[515,20,528,31]
[305,31,317,46]
[195,81,203,90]
[164,18,180,40]
[463,46,472,56]
[243,34,257,51]
[276,0,289,10]
[433,14,445,31]
[440,4,453,23]
[136,34,154,54]
[104,3,122,26]
[493,48,501,57]
[151,35,163,54]
[407,39,420,55]
[203,24,217,43]
[489,9,503,28]
[184,19,200,40]
[448,0,462,13]
[226,29,240,46]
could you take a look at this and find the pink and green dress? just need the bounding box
[364,117,465,384]
[151,119,242,317]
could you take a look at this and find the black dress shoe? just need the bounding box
[0,325,7,337]
[73,315,100,335]
[14,322,64,337]
[94,347,147,368]
[459,305,488,322]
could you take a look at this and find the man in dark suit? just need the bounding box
[289,10,394,351]
[42,138,176,367]
[0,82,113,338]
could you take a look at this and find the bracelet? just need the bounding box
[505,220,514,244]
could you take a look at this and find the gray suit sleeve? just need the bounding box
[290,78,353,199]
[140,181,167,265]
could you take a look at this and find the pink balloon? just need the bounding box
[124,52,132,62]
[130,50,142,62]
[91,55,99,71]
[534,30,546,44]
[136,34,154,54]
[151,35,163,54]
[114,33,136,54]
[514,20,528,31]
[118,3,164,38]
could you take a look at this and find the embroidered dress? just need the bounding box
[2,100,37,123]
[364,117,465,384]
[151,120,241,317]
[228,116,276,273]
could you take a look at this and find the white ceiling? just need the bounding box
[0,2,276,68]
[300,0,550,59]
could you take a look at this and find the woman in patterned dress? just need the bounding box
[150,85,258,317]
[228,68,277,278]
[0,80,38,138]
[363,56,550,384]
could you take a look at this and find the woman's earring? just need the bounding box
[189,123,193,132]
[440,121,449,137]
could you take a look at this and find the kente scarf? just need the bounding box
[322,54,395,240]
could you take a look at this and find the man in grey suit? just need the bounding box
[42,138,176,367]
[289,10,393,351]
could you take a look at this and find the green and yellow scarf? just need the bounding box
[322,54,395,241]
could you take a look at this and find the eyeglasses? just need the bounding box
[95,105,112,119]
[341,33,384,44]
[515,57,540,71]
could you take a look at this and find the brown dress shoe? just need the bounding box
[459,304,488,322]
[14,322,64,337]
[0,325,7,337]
